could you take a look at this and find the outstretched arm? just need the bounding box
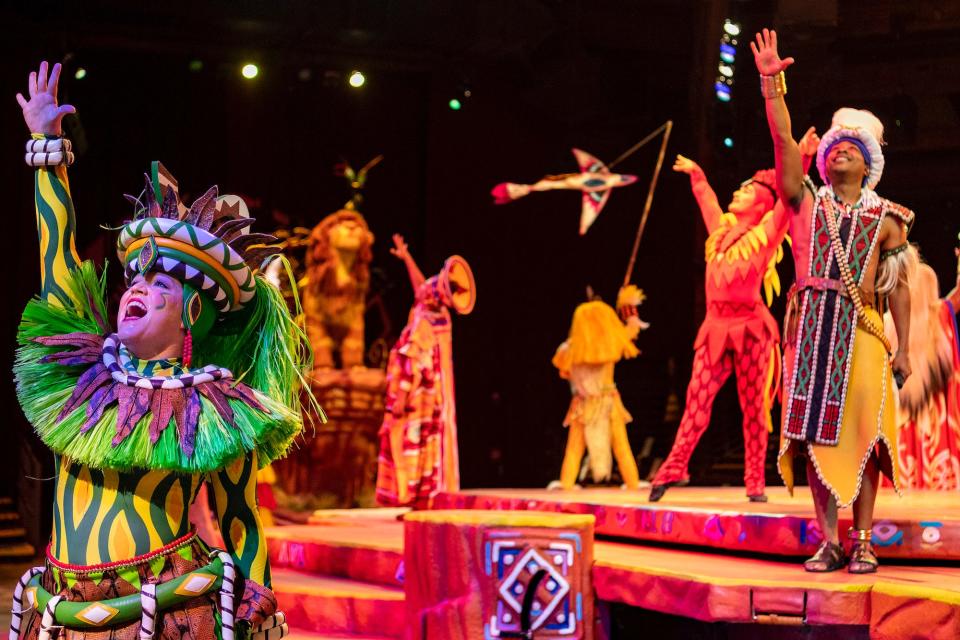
[17,61,81,308]
[391,233,426,291]
[673,154,722,232]
[751,29,805,208]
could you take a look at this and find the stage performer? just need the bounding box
[752,29,915,573]
[551,287,648,490]
[884,242,960,490]
[375,234,476,508]
[11,62,313,637]
[648,155,792,502]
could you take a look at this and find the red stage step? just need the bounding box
[592,540,960,635]
[267,519,404,587]
[434,487,960,560]
[267,501,960,638]
[271,567,405,638]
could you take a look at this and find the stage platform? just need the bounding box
[433,486,960,560]
[267,491,960,638]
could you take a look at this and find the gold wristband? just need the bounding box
[759,71,787,99]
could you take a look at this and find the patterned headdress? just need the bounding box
[816,108,885,189]
[117,162,279,341]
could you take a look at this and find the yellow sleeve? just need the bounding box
[209,451,271,587]
[33,146,82,308]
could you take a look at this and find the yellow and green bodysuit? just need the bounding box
[13,159,308,639]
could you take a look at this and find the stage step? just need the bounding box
[266,517,404,587]
[593,539,960,634]
[0,494,35,562]
[286,633,395,640]
[272,568,405,638]
[435,487,960,560]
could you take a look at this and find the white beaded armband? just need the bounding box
[25,137,74,167]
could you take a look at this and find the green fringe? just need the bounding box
[15,262,312,474]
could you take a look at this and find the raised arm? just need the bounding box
[390,233,426,291]
[768,126,820,234]
[751,29,805,207]
[673,154,722,232]
[16,61,81,308]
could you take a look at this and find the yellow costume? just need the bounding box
[553,300,642,489]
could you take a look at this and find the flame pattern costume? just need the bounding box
[653,168,787,498]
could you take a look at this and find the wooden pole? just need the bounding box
[623,120,673,286]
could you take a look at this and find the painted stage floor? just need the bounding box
[267,489,960,638]
[434,486,959,560]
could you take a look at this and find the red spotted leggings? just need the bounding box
[653,332,775,496]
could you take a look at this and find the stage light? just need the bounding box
[723,20,741,37]
[720,43,736,64]
[723,137,734,148]
[188,60,203,72]
[74,68,87,80]
[718,64,734,78]
[715,82,731,102]
[348,71,365,88]
[241,64,259,79]
[448,98,462,110]
[298,68,312,81]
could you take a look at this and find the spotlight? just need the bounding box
[74,68,87,80]
[241,63,259,79]
[188,60,203,72]
[348,70,365,88]
[723,137,734,148]
[298,68,312,82]
[719,44,736,64]
[723,19,741,37]
[714,82,731,102]
[448,98,462,111]
[718,64,734,78]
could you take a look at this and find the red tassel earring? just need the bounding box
[183,328,193,369]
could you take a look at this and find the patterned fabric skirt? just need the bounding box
[17,533,276,640]
[779,308,901,507]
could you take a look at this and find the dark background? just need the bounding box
[2,1,959,523]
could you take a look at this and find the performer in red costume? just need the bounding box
[649,155,795,502]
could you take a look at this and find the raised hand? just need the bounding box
[672,154,700,175]
[797,126,820,158]
[15,61,76,136]
[750,28,795,76]
[390,233,411,261]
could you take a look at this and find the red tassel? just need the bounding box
[183,329,193,369]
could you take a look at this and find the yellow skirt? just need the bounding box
[778,307,901,507]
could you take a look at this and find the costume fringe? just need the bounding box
[16,262,314,473]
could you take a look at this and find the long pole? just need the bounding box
[623,120,672,286]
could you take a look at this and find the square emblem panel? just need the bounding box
[483,530,585,638]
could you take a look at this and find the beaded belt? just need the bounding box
[786,277,849,302]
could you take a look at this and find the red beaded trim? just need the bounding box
[46,530,197,575]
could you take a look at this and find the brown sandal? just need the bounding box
[804,540,846,572]
[847,528,879,574]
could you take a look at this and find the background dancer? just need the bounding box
[649,155,791,502]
